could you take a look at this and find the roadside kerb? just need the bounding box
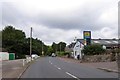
[97,68,118,73]
[17,61,32,79]
[17,58,39,79]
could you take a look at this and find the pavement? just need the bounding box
[59,57,118,73]
[20,57,118,79]
[2,59,31,79]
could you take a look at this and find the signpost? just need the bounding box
[83,31,91,45]
[30,27,32,61]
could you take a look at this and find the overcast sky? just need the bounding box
[0,0,119,45]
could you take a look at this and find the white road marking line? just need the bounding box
[66,72,80,80]
[49,60,53,64]
[54,65,61,70]
[57,67,61,70]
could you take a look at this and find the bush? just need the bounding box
[57,51,70,57]
[82,44,105,55]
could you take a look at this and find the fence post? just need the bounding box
[23,59,25,66]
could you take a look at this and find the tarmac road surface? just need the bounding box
[21,57,118,80]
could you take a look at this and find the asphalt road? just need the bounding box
[21,57,118,80]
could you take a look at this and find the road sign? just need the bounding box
[83,31,91,39]
[83,31,91,45]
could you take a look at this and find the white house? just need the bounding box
[73,41,84,60]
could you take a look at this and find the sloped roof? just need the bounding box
[66,39,119,49]
[77,39,119,45]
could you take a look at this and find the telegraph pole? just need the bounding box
[42,43,43,55]
[60,44,61,53]
[30,27,32,60]
[55,44,57,54]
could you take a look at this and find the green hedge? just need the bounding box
[82,44,105,55]
[57,51,70,56]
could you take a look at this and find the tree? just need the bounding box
[51,42,57,53]
[2,26,26,58]
[2,25,68,58]
[57,42,66,52]
[82,44,105,55]
[43,45,49,55]
[2,26,49,58]
[0,31,2,48]
[46,46,53,55]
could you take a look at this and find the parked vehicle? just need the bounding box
[32,54,39,60]
[51,53,56,57]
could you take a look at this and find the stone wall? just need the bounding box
[82,53,117,62]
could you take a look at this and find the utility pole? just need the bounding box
[30,27,32,60]
[60,44,61,53]
[55,44,57,54]
[41,43,42,55]
[41,42,44,56]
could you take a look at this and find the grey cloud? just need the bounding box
[2,1,118,40]
[2,3,30,26]
[2,3,19,24]
[1,1,118,45]
[2,2,115,31]
[30,2,115,31]
[34,9,103,31]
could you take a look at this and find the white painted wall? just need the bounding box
[73,41,84,59]
[0,52,9,61]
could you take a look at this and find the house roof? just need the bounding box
[67,39,119,49]
[77,39,119,45]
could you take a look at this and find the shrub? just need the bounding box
[57,51,71,57]
[82,44,105,55]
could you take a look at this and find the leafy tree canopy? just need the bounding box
[2,26,67,58]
